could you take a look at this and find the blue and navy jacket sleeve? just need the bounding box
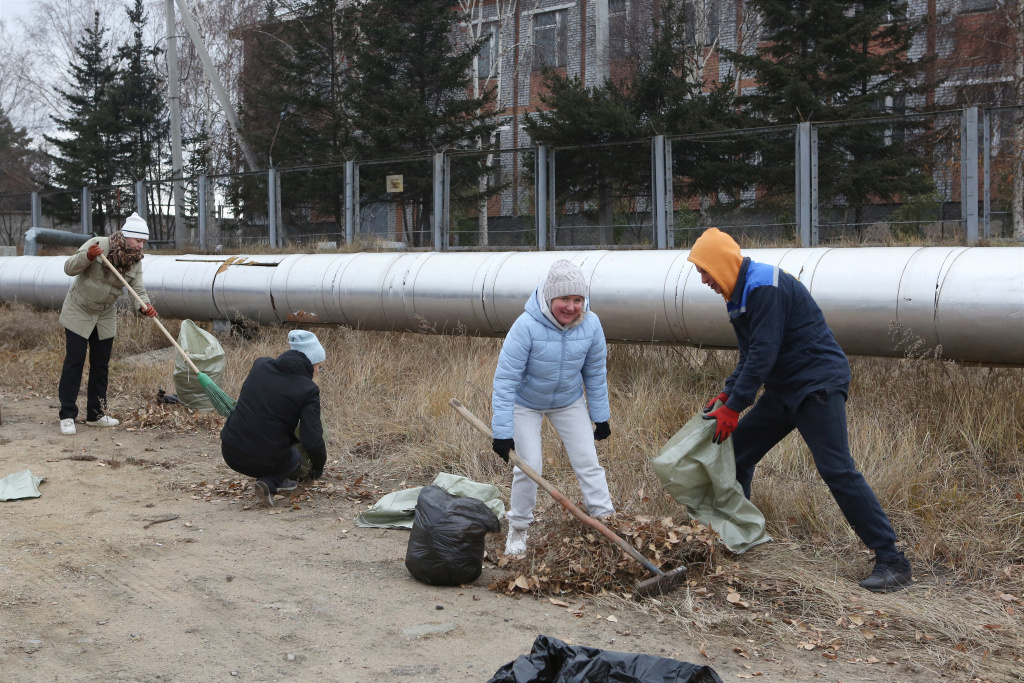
[725,283,785,412]
[580,314,610,424]
[491,314,532,439]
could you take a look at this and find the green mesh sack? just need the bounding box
[173,320,227,412]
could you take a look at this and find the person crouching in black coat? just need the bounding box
[221,330,328,507]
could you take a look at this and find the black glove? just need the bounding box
[492,438,515,463]
[311,466,323,481]
[593,421,611,441]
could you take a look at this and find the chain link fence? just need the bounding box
[669,125,798,248]
[2,107,1020,252]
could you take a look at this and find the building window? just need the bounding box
[961,0,996,12]
[533,9,567,69]
[478,21,499,79]
[685,1,721,47]
[609,0,628,60]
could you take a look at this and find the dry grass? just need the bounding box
[1,301,1021,679]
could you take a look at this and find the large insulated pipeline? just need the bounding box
[23,228,92,256]
[0,247,1021,365]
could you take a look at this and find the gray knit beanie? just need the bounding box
[288,329,326,365]
[542,259,588,303]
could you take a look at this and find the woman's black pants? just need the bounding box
[58,327,113,421]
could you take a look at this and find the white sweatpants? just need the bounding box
[507,397,615,529]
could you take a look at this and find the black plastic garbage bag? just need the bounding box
[487,635,724,683]
[405,484,501,586]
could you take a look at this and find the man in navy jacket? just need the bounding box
[687,228,911,593]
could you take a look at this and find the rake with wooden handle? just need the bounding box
[448,398,687,597]
[98,253,236,417]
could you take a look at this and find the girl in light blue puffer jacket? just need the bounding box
[491,259,615,557]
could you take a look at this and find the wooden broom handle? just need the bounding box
[448,398,663,575]
[97,253,202,376]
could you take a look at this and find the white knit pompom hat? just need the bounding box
[542,259,588,304]
[288,330,326,365]
[121,212,150,240]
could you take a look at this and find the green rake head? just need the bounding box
[197,372,236,418]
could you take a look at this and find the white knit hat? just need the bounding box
[288,330,326,365]
[121,212,150,240]
[542,259,588,303]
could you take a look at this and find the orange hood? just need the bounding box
[686,228,743,300]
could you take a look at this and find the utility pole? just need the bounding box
[166,0,186,248]
[173,0,260,172]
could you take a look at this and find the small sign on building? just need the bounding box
[386,175,404,193]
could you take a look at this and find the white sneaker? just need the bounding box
[85,416,119,428]
[60,418,76,436]
[505,526,528,557]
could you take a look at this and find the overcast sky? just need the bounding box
[0,0,34,23]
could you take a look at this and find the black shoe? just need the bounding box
[277,479,298,492]
[859,554,912,593]
[254,481,274,507]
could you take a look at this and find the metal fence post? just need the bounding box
[268,167,278,248]
[796,122,812,247]
[810,124,819,246]
[198,175,208,251]
[547,149,557,249]
[536,145,548,251]
[961,107,979,245]
[353,162,361,237]
[652,135,667,249]
[31,191,41,228]
[665,138,674,249]
[433,152,445,250]
[982,109,991,238]
[81,187,91,235]
[134,180,147,220]
[275,170,283,246]
[344,160,354,246]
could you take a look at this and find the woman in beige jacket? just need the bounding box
[58,212,158,435]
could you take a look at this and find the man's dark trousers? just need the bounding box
[58,327,114,422]
[731,387,900,560]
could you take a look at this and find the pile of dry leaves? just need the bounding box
[490,512,718,598]
[122,403,224,434]
[178,468,381,507]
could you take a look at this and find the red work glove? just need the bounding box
[140,304,158,318]
[703,404,739,444]
[703,392,729,414]
[87,244,103,261]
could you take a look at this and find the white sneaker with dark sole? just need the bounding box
[60,418,76,436]
[86,416,119,428]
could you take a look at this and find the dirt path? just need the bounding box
[0,394,958,682]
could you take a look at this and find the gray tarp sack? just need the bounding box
[356,472,505,528]
[0,469,45,501]
[173,320,227,412]
[651,412,771,554]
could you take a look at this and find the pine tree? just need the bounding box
[339,0,496,246]
[0,105,38,245]
[44,11,124,234]
[0,106,34,193]
[721,0,935,223]
[113,0,168,187]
